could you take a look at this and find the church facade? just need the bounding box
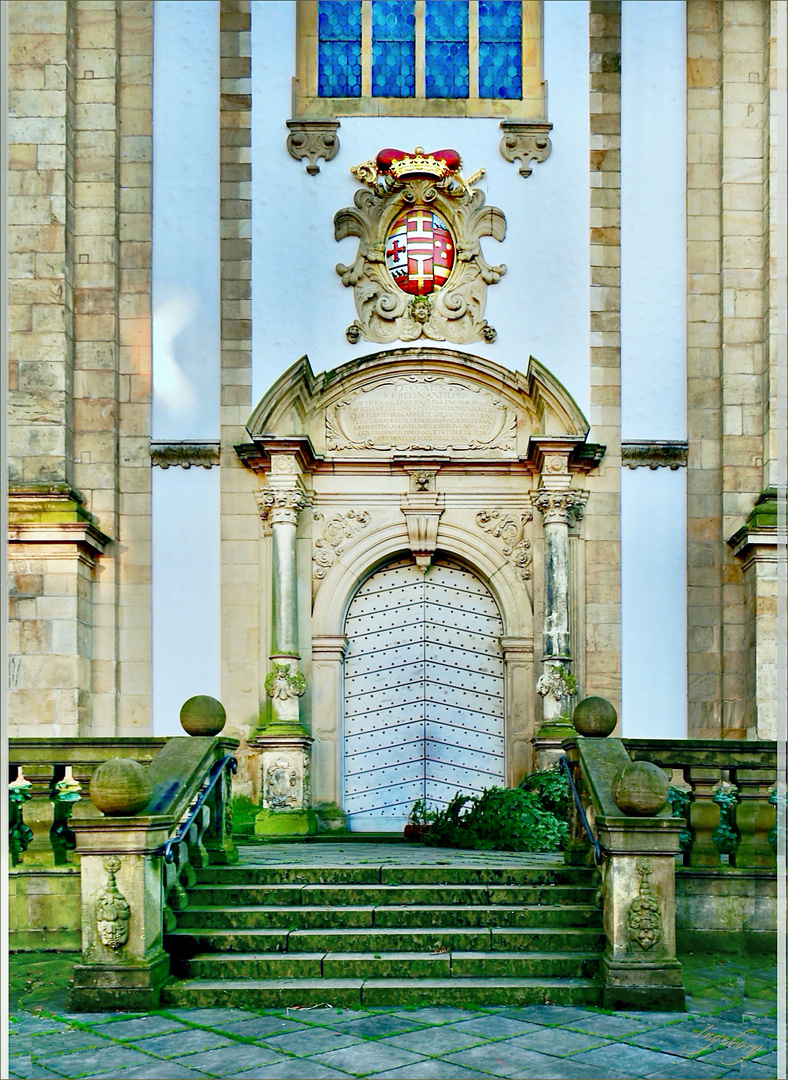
[7,1,786,828]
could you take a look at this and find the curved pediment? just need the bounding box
[246,349,589,461]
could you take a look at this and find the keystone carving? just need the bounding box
[627,860,663,950]
[335,147,506,344]
[95,856,130,950]
[476,509,533,581]
[313,509,370,579]
[286,119,340,175]
[533,490,586,527]
[499,122,552,178]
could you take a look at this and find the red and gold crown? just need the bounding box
[377,147,462,180]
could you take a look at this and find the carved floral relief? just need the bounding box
[313,510,370,578]
[627,860,663,950]
[476,509,533,580]
[95,855,130,950]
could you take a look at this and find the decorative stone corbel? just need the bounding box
[401,491,444,571]
[499,121,552,178]
[286,119,340,174]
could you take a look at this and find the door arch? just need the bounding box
[342,554,505,831]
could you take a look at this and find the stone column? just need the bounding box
[251,458,315,836]
[533,487,586,761]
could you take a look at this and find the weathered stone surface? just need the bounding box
[89,757,151,816]
[611,761,669,816]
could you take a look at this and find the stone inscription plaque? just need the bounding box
[326,376,515,453]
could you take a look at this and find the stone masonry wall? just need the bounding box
[584,0,622,715]
[686,0,775,738]
[8,0,153,736]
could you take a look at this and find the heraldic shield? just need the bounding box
[334,147,507,345]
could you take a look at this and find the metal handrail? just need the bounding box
[162,755,237,864]
[559,755,604,865]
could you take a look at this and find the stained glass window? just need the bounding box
[314,1,528,106]
[371,1,416,98]
[317,0,362,97]
[425,1,469,99]
[479,0,522,99]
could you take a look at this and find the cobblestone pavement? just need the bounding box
[5,951,781,1080]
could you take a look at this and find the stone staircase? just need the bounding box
[160,844,604,1009]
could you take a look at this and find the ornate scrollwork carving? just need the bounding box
[265,757,299,809]
[499,122,553,178]
[335,147,506,344]
[313,509,370,579]
[264,662,307,700]
[533,490,586,527]
[286,119,340,175]
[627,860,663,950]
[476,509,533,580]
[95,856,130,950]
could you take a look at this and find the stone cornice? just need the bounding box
[150,442,220,469]
[286,118,340,175]
[621,441,688,470]
[8,491,111,559]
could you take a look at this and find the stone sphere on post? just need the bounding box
[572,696,617,738]
[611,760,670,816]
[180,695,226,737]
[90,758,152,816]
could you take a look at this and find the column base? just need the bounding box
[531,725,575,770]
[255,808,316,837]
[600,954,686,1012]
[69,952,170,1011]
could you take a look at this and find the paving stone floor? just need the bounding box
[5,950,782,1080]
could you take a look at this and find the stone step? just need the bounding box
[175,949,601,981]
[196,864,598,887]
[174,903,603,931]
[167,925,605,954]
[160,976,603,1010]
[187,883,599,907]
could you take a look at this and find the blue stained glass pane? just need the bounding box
[318,1,362,97]
[318,0,361,39]
[425,1,469,98]
[371,1,415,96]
[479,0,521,41]
[478,40,521,99]
[479,1,522,99]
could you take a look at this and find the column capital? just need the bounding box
[256,488,306,527]
[532,489,587,526]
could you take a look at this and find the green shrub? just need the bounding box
[417,786,568,853]
[519,764,570,819]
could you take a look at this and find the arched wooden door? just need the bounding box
[343,556,505,831]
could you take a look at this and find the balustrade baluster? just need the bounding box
[685,767,723,867]
[730,768,777,868]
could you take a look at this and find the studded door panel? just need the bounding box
[343,557,505,831]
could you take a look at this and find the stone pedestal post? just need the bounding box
[70,817,172,1010]
[252,458,315,836]
[532,484,585,766]
[596,816,685,1011]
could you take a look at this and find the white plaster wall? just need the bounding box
[621,467,687,738]
[151,468,221,735]
[152,0,220,440]
[250,0,590,418]
[621,0,686,439]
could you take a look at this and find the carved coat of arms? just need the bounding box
[335,147,506,345]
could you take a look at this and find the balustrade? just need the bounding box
[623,740,778,870]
